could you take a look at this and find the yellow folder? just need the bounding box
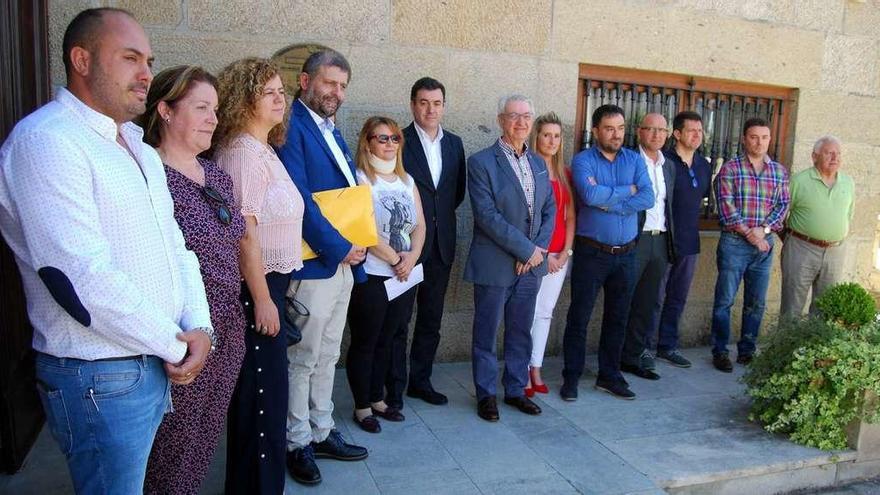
[302,184,378,260]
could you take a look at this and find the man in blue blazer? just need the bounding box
[465,95,555,422]
[276,48,367,486]
[386,77,467,409]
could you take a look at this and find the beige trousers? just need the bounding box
[780,235,847,318]
[285,264,354,449]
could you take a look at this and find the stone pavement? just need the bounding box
[1,347,876,495]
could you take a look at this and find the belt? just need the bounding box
[644,229,665,236]
[576,236,638,255]
[789,229,843,248]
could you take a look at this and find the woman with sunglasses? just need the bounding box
[136,65,247,494]
[213,58,304,494]
[345,116,425,433]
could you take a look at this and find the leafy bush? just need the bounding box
[743,314,880,450]
[815,282,877,329]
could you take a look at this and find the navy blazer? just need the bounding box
[277,99,366,282]
[402,123,467,266]
[464,140,556,287]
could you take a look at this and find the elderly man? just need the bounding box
[465,95,555,422]
[652,111,712,369]
[620,113,676,380]
[386,77,467,408]
[711,118,789,372]
[780,135,854,317]
[561,104,655,401]
[277,49,368,485]
[0,8,213,493]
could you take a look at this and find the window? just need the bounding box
[574,64,797,229]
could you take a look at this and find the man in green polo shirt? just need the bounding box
[780,135,854,317]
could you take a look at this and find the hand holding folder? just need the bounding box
[302,184,378,260]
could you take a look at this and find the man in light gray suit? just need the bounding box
[621,113,677,380]
[465,94,556,422]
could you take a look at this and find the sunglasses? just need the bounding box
[368,134,402,144]
[200,186,233,225]
[687,167,698,189]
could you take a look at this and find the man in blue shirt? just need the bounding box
[561,104,654,400]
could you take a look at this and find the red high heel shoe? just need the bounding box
[524,386,535,398]
[532,383,549,394]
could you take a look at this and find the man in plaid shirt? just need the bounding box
[710,117,790,372]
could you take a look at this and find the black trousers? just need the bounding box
[385,242,452,405]
[347,274,417,409]
[225,271,290,495]
[621,233,669,366]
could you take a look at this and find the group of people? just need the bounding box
[0,7,856,495]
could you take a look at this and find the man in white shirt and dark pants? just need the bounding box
[0,8,212,493]
[620,113,676,381]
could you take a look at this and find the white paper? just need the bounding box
[384,264,424,301]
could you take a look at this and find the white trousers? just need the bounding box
[529,261,569,367]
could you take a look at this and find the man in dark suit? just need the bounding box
[386,77,466,408]
[465,95,555,422]
[277,48,367,486]
[620,113,676,380]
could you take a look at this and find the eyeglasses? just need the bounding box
[687,167,698,189]
[502,112,534,122]
[368,134,402,144]
[640,126,669,134]
[200,186,233,225]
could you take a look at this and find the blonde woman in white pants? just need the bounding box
[527,112,575,396]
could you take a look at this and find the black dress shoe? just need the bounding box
[594,379,636,400]
[287,445,322,485]
[312,430,368,461]
[372,406,405,422]
[477,396,499,422]
[353,413,381,433]
[503,396,542,415]
[407,387,448,405]
[620,363,660,380]
[560,381,578,401]
[736,354,754,365]
[713,354,734,373]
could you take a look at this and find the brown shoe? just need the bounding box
[503,396,542,415]
[477,396,499,422]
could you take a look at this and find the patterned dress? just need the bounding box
[144,158,247,495]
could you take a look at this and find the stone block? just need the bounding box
[666,463,838,495]
[550,0,825,89]
[795,90,880,147]
[346,45,450,109]
[836,458,880,483]
[445,52,540,125]
[844,0,880,37]
[821,35,880,96]
[534,59,580,125]
[114,0,181,26]
[676,0,845,32]
[847,391,880,462]
[391,0,552,56]
[187,0,388,43]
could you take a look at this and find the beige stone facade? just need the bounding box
[47,0,880,361]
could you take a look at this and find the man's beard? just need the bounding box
[303,88,340,118]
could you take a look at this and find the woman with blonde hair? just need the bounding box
[345,116,425,433]
[213,57,305,494]
[526,112,575,396]
[137,65,247,495]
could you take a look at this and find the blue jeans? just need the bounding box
[472,272,540,400]
[711,232,774,357]
[35,353,170,494]
[562,243,638,384]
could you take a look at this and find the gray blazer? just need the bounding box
[464,140,556,287]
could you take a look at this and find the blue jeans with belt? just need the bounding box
[711,232,774,357]
[35,353,170,494]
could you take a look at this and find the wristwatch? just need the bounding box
[192,326,217,352]
[566,249,574,256]
[763,225,771,235]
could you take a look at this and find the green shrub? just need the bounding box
[815,282,877,329]
[743,316,880,450]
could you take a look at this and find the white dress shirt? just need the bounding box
[0,88,212,362]
[300,99,356,187]
[639,146,667,232]
[414,123,444,187]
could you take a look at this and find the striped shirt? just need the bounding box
[498,137,536,221]
[714,154,790,232]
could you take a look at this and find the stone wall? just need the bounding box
[47,0,880,362]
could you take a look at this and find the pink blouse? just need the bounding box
[215,133,304,274]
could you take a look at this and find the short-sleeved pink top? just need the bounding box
[215,133,304,274]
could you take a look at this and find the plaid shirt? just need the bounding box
[714,154,790,232]
[498,137,536,222]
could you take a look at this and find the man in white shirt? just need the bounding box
[0,8,212,493]
[620,113,676,381]
[386,77,467,408]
